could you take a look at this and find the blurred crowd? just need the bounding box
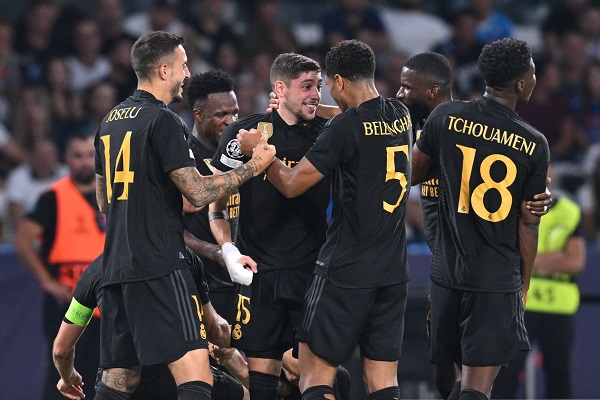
[1,0,599,247]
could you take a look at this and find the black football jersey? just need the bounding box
[211,111,330,272]
[414,120,440,249]
[417,97,550,292]
[183,135,239,292]
[306,96,412,288]
[95,90,196,285]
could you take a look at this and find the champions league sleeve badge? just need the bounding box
[220,139,244,169]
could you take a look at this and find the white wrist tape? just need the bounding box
[221,242,253,285]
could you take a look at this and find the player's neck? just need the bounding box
[137,83,171,105]
[346,83,379,109]
[191,126,217,151]
[483,89,517,110]
[276,107,302,126]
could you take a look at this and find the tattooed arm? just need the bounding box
[171,135,275,208]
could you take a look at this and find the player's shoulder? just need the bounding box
[231,113,270,130]
[431,99,472,117]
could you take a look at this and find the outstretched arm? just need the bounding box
[170,136,275,208]
[53,322,86,400]
[266,157,325,198]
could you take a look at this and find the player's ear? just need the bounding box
[274,80,286,98]
[334,74,344,91]
[515,78,525,94]
[158,63,169,81]
[429,85,439,99]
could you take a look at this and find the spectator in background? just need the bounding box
[11,84,53,148]
[94,0,127,51]
[105,33,137,102]
[4,137,66,239]
[14,134,104,400]
[0,21,21,113]
[380,0,450,58]
[557,31,588,97]
[469,0,514,44]
[123,0,186,37]
[239,0,298,60]
[43,57,84,155]
[321,0,389,58]
[517,58,582,164]
[541,0,589,58]
[13,0,62,83]
[79,81,118,137]
[432,9,484,99]
[578,5,600,60]
[64,19,111,94]
[185,0,239,65]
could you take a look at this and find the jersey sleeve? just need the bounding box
[416,110,446,157]
[305,115,355,176]
[72,257,102,309]
[149,111,196,173]
[522,134,550,201]
[211,121,248,172]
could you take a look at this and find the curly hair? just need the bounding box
[325,40,375,82]
[404,52,453,97]
[131,31,185,81]
[478,38,532,89]
[270,53,320,86]
[185,70,234,111]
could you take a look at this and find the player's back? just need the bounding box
[95,90,195,285]
[423,97,549,292]
[312,96,412,288]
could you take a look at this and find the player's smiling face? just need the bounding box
[280,70,321,123]
[169,45,190,103]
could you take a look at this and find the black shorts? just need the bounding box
[100,268,208,368]
[429,281,530,366]
[297,275,408,365]
[209,285,238,324]
[231,269,311,359]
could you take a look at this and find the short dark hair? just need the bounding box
[131,31,185,81]
[185,70,234,111]
[404,52,453,96]
[325,40,375,82]
[478,38,532,89]
[270,53,320,86]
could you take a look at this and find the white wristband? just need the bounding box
[221,242,253,285]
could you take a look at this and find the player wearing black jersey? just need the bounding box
[398,52,460,400]
[265,40,412,400]
[412,38,550,400]
[94,31,275,400]
[52,250,247,400]
[211,52,330,400]
[181,69,244,322]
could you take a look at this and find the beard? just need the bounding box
[72,169,96,185]
[170,81,183,103]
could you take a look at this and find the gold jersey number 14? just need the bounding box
[100,132,135,203]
